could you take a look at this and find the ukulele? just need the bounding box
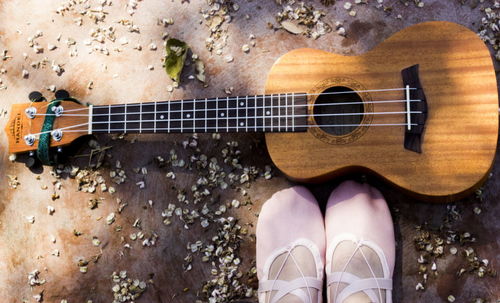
[4,21,498,201]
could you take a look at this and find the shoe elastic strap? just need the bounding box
[328,272,392,303]
[259,277,322,303]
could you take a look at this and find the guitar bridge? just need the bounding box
[401,64,428,153]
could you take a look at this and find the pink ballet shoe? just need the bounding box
[257,186,326,303]
[325,181,395,303]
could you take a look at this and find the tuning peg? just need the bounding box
[55,89,70,99]
[28,91,45,102]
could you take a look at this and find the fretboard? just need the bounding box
[90,93,308,134]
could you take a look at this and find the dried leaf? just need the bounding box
[195,59,206,83]
[164,38,189,83]
[280,20,305,35]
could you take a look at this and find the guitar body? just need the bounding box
[265,21,498,201]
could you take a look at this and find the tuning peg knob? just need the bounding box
[28,91,45,102]
[55,89,70,99]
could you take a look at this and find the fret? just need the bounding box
[110,104,125,132]
[226,97,229,132]
[139,102,143,133]
[108,105,111,133]
[266,95,273,132]
[184,98,194,132]
[270,94,273,132]
[125,103,141,132]
[292,93,295,132]
[193,98,196,133]
[215,97,219,132]
[245,95,248,132]
[194,98,206,132]
[205,97,208,133]
[276,94,282,132]
[278,94,281,132]
[155,102,168,131]
[254,95,257,132]
[228,95,239,132]
[180,101,184,133]
[124,103,127,133]
[217,97,227,132]
[237,96,247,131]
[154,101,157,133]
[256,95,262,132]
[262,95,266,132]
[90,105,109,133]
[236,96,239,133]
[141,102,155,133]
[285,93,288,132]
[226,96,229,132]
[206,97,217,132]
[170,100,181,131]
[167,99,171,133]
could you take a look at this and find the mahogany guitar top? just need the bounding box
[265,21,498,201]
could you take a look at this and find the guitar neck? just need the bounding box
[90,93,308,134]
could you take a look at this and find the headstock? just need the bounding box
[4,92,89,156]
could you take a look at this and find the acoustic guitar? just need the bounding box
[4,21,498,201]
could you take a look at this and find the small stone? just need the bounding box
[448,295,456,302]
[241,44,250,53]
[106,212,115,225]
[415,282,424,291]
[92,237,101,246]
[231,199,240,208]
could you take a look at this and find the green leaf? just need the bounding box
[164,38,189,83]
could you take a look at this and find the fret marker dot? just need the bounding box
[240,122,245,126]
[266,111,271,115]
[240,102,244,106]
[160,115,165,119]
[186,114,191,118]
[220,113,225,117]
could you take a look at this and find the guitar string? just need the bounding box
[61,123,422,133]
[25,87,421,137]
[81,110,423,125]
[54,87,417,114]
[32,99,422,117]
[27,108,422,137]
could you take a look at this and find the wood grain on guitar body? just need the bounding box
[4,21,498,201]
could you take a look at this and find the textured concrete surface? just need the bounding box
[0,0,498,302]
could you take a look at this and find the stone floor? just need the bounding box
[0,0,498,302]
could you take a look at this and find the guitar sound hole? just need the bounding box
[314,86,364,136]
